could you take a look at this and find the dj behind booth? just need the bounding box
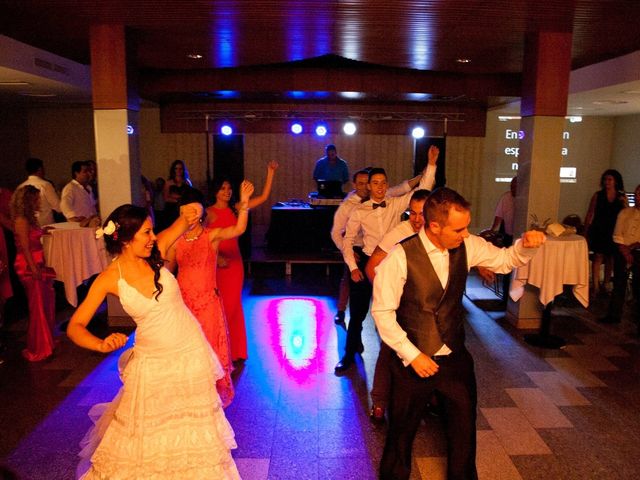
[266,180,345,254]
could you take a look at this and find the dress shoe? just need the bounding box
[370,405,385,423]
[598,316,620,324]
[334,355,354,373]
[334,310,345,324]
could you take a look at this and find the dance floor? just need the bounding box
[1,265,639,479]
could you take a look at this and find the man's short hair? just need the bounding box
[71,160,88,179]
[325,144,337,153]
[410,189,431,203]
[352,168,370,182]
[25,157,43,175]
[424,187,471,226]
[368,167,387,182]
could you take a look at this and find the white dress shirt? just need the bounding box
[371,228,538,366]
[330,181,413,252]
[342,164,436,271]
[377,220,416,253]
[17,175,61,226]
[612,206,640,246]
[61,179,97,220]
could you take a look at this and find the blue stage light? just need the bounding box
[315,124,328,137]
[220,124,233,136]
[291,123,303,135]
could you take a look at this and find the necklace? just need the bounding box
[183,224,204,242]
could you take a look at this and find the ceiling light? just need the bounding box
[220,124,233,135]
[456,58,471,64]
[187,53,203,59]
[0,81,31,86]
[290,123,303,135]
[315,124,328,137]
[343,122,357,135]
[592,100,628,105]
[411,127,425,139]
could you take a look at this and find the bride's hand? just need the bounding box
[98,333,128,353]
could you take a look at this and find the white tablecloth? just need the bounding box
[509,234,589,308]
[43,222,109,306]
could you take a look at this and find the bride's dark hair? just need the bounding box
[102,204,164,300]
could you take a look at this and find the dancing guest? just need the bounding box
[584,169,627,296]
[10,186,56,361]
[372,187,545,479]
[0,187,13,357]
[67,202,240,479]
[206,160,278,361]
[167,181,254,407]
[162,160,193,227]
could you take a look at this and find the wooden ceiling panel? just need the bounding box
[1,0,639,107]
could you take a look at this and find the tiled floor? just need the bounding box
[1,265,639,479]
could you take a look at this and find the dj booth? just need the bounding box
[266,195,342,254]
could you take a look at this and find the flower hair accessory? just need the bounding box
[96,220,119,240]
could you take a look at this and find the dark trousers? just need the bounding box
[345,249,371,356]
[380,349,478,480]
[371,341,393,408]
[607,249,640,322]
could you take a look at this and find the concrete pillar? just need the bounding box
[90,24,141,325]
[507,31,573,328]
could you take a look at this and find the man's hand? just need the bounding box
[522,230,546,248]
[351,268,365,282]
[476,266,495,283]
[410,352,439,378]
[427,145,440,165]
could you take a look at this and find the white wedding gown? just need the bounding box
[77,267,240,479]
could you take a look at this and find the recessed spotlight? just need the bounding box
[343,122,357,135]
[456,58,471,64]
[187,53,203,59]
[19,92,56,97]
[411,127,425,139]
[592,100,628,105]
[0,81,31,86]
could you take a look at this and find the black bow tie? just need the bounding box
[372,201,387,209]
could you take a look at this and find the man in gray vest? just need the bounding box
[371,187,545,480]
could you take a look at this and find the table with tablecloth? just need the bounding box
[509,233,589,348]
[43,222,109,307]
[510,234,589,308]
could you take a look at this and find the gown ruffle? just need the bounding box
[77,267,240,479]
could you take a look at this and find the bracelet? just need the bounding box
[239,207,250,212]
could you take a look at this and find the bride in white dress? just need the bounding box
[67,202,240,479]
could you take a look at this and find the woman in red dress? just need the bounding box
[10,185,56,361]
[206,161,278,361]
[167,181,254,406]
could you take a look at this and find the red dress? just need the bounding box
[0,188,13,301]
[175,228,234,406]
[206,207,247,361]
[15,225,56,361]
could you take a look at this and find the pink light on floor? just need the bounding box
[268,298,318,370]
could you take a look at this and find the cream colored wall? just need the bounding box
[611,114,640,190]
[482,112,615,232]
[24,105,631,243]
[26,107,95,191]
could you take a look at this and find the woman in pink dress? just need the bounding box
[167,181,254,407]
[206,161,278,361]
[10,185,56,361]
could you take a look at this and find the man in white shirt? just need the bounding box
[600,183,640,328]
[17,157,61,226]
[364,188,430,421]
[335,145,439,373]
[60,161,98,223]
[371,187,545,480]
[331,170,427,324]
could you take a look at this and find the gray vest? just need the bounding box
[397,234,468,356]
